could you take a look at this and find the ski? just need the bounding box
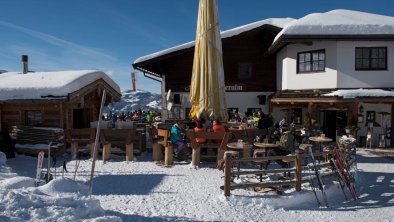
[333,147,358,200]
[307,162,322,207]
[309,147,329,207]
[46,142,53,183]
[35,151,45,186]
[330,158,348,200]
[73,159,81,180]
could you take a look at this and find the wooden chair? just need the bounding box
[229,130,247,143]
[244,128,266,144]
[100,129,141,162]
[147,126,163,161]
[279,131,295,177]
[187,131,231,167]
[157,128,173,166]
[65,128,95,159]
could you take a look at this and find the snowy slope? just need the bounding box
[104,89,161,113]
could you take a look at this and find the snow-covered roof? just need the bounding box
[273,9,394,44]
[323,88,394,99]
[0,70,121,101]
[133,18,295,64]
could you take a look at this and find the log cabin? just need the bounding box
[0,70,121,131]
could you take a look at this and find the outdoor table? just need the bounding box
[309,136,333,162]
[309,136,332,152]
[253,142,280,162]
[227,142,253,159]
[253,142,280,180]
[253,142,280,153]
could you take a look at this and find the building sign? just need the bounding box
[184,84,244,92]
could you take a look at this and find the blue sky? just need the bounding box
[1,0,393,94]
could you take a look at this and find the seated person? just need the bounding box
[170,120,190,159]
[212,119,229,144]
[194,119,207,143]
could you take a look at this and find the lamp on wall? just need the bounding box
[359,104,364,114]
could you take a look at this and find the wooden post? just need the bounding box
[165,143,174,166]
[192,147,201,167]
[90,142,97,157]
[295,150,302,192]
[243,147,251,160]
[102,143,111,161]
[224,151,231,197]
[138,134,143,154]
[70,142,78,159]
[217,148,225,163]
[152,143,163,161]
[126,143,134,162]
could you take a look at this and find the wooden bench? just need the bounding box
[187,131,230,167]
[156,128,173,166]
[65,128,96,159]
[12,126,65,156]
[100,129,141,161]
[147,126,163,161]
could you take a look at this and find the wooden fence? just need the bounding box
[222,150,336,196]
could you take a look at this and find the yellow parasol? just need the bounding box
[189,0,227,121]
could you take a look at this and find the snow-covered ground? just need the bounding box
[0,148,393,222]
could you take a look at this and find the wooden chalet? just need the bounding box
[0,70,121,131]
[133,18,295,119]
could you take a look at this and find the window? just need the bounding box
[247,108,262,116]
[297,49,325,73]
[290,108,302,125]
[227,108,239,120]
[355,47,387,70]
[238,62,252,79]
[25,110,42,126]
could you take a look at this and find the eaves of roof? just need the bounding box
[267,34,394,55]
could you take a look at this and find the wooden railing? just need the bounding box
[222,150,336,196]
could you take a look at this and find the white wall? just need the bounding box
[337,41,394,88]
[278,41,338,90]
[277,40,394,90]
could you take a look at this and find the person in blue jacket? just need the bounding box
[170,120,190,160]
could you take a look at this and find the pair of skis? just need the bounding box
[34,142,54,186]
[307,147,329,207]
[331,146,358,200]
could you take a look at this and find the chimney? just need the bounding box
[21,55,28,74]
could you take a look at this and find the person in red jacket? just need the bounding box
[212,119,229,144]
[194,119,207,143]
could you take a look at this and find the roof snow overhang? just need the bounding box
[271,88,394,105]
[268,34,394,55]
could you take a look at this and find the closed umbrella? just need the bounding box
[189,0,227,121]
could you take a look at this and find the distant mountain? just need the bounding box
[103,89,161,113]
